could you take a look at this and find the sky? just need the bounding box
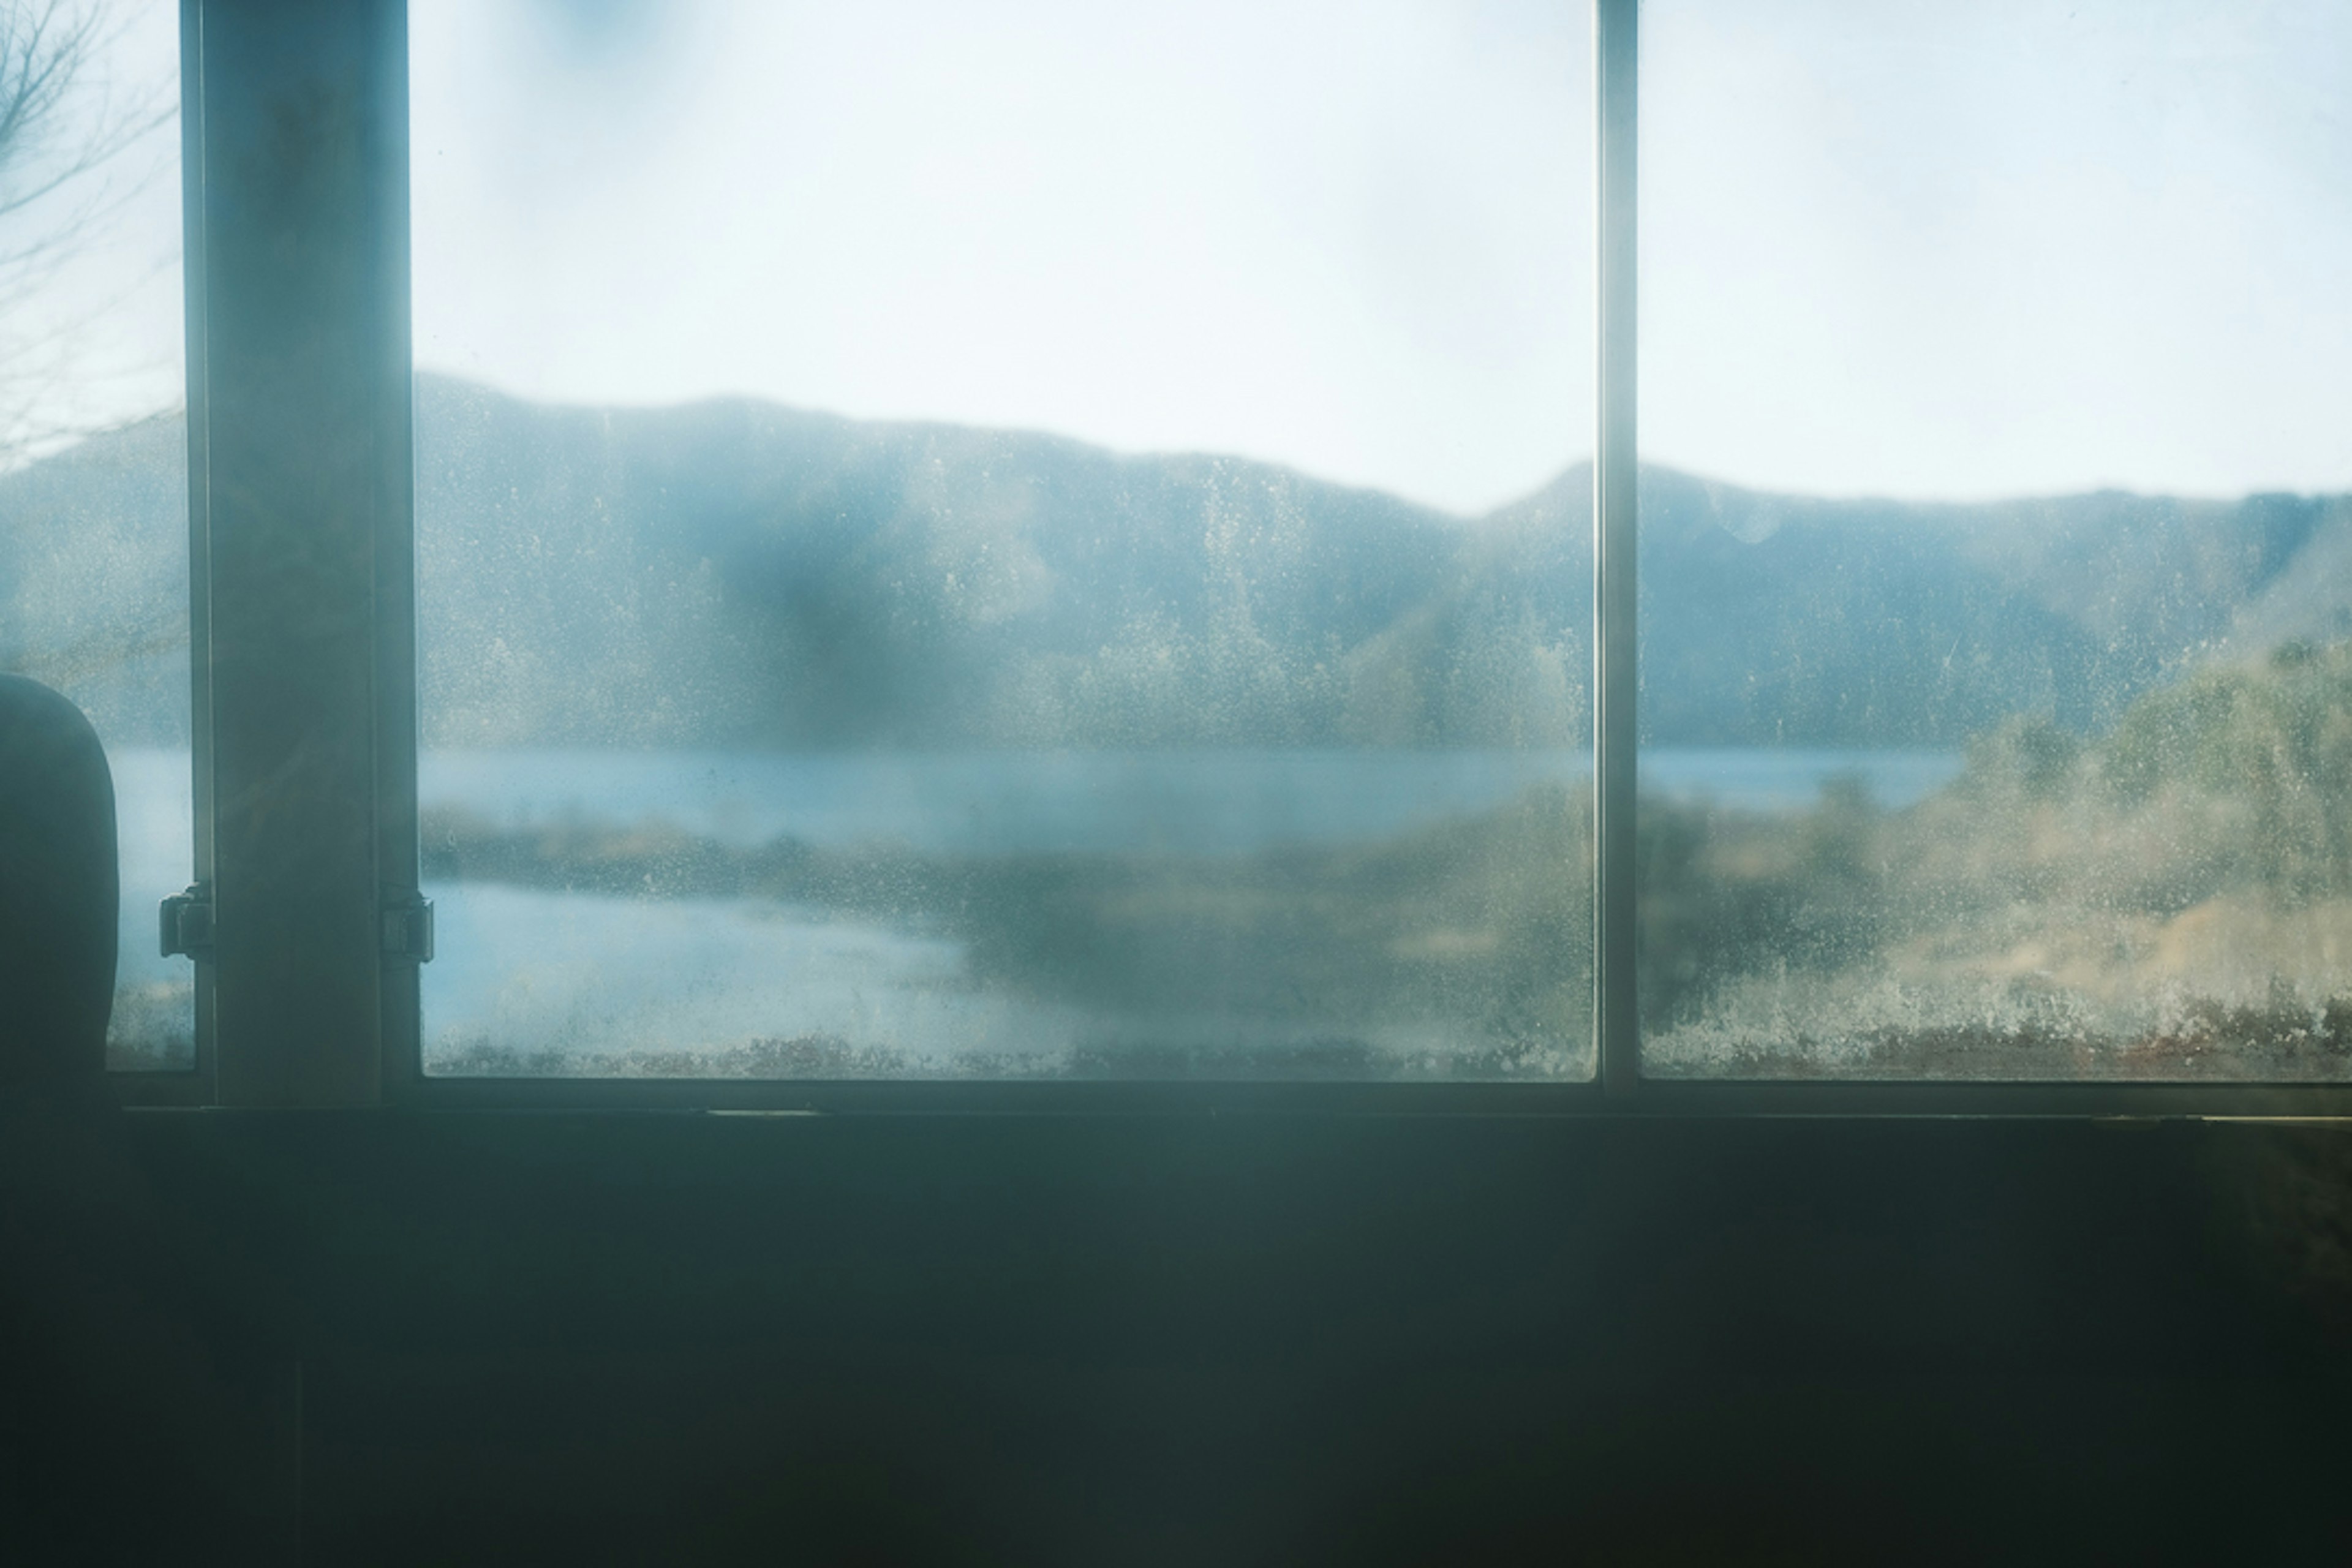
[8,1,2350,511]
[0,0,182,461]
[1639,0,2352,503]
[408,0,1594,514]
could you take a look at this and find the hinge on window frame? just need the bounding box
[382,892,434,964]
[160,883,214,959]
[160,886,434,963]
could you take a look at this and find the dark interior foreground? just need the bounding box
[7,1104,2352,1563]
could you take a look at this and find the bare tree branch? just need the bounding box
[0,0,178,465]
[1,0,183,706]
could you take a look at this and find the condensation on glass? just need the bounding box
[409,1,1596,1080]
[0,2,190,1070]
[1637,1,2352,1080]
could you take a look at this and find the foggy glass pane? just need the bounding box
[0,3,191,1071]
[1638,1,2352,1079]
[410,1,1595,1080]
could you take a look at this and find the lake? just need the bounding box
[412,745,1964,854]
[106,745,1963,1073]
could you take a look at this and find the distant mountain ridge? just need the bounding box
[4,374,2346,751]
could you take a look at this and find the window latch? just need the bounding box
[162,886,434,964]
[382,892,435,964]
[160,884,213,959]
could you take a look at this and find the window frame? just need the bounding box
[112,0,2352,1118]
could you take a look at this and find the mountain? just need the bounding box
[4,374,2346,751]
[413,378,1498,749]
[1626,471,2345,745]
[0,413,190,744]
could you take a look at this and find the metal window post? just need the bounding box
[371,1,423,1097]
[179,0,216,1102]
[185,0,416,1106]
[1594,0,1640,1094]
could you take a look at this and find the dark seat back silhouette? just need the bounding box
[0,679,231,1558]
[0,674,117,1090]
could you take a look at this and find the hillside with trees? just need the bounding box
[6,375,2348,754]
[1643,638,2352,1077]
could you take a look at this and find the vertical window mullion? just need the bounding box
[1593,0,1639,1094]
[372,0,421,1100]
[190,0,410,1107]
[179,0,214,1101]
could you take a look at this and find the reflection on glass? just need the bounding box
[1639,1,2352,1079]
[410,1,1595,1080]
[0,2,190,1069]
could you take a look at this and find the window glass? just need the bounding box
[410,1,1596,1080]
[1640,1,2352,1079]
[0,1,189,1071]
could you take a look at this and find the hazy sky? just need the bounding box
[12,2,2350,511]
[0,1,182,459]
[410,0,1593,514]
[1640,0,2352,503]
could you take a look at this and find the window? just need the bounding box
[1638,0,2352,1084]
[55,0,2351,1112]
[405,0,1597,1085]
[0,0,190,1074]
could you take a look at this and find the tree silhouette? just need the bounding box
[0,0,173,462]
